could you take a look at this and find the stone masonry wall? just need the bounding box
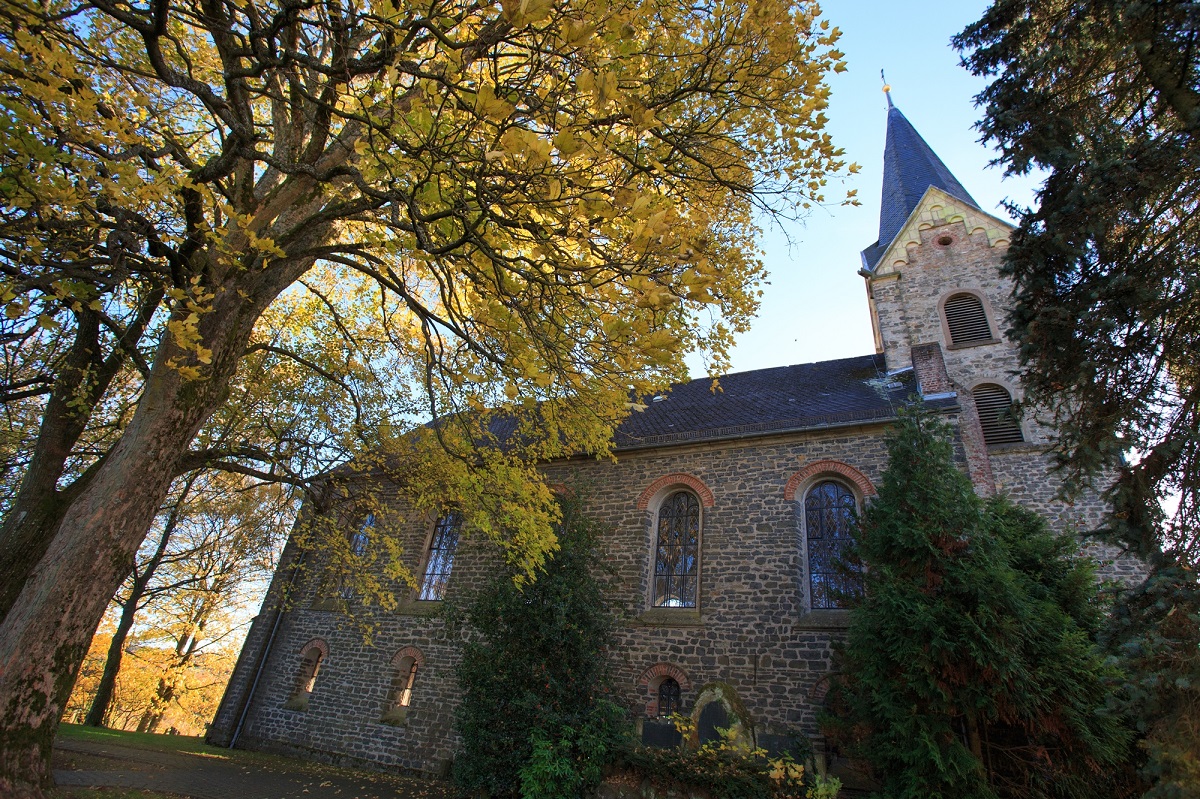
[216,423,899,773]
[213,406,1133,775]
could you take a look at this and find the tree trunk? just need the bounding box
[0,253,309,796]
[0,312,106,624]
[0,291,162,625]
[0,317,250,796]
[82,595,138,728]
[83,479,191,729]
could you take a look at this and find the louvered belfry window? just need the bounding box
[944,292,993,345]
[973,384,1025,446]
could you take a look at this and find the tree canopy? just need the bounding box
[955,0,1200,565]
[0,0,853,794]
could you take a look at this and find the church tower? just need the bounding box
[858,93,1035,496]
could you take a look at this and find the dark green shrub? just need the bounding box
[452,496,621,798]
[823,408,1133,799]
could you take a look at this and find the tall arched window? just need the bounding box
[805,481,862,610]
[338,514,374,599]
[943,292,993,346]
[973,384,1024,446]
[350,513,373,556]
[418,512,462,601]
[657,677,681,717]
[653,491,700,608]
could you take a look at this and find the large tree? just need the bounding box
[955,0,1200,566]
[824,411,1132,799]
[0,0,851,794]
[956,6,1200,793]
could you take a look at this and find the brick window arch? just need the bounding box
[972,383,1025,446]
[637,663,691,717]
[637,473,715,510]
[287,638,328,709]
[784,460,876,502]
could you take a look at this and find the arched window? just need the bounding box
[381,647,424,724]
[350,513,373,556]
[418,512,462,601]
[943,292,993,346]
[653,491,700,608]
[286,640,326,710]
[805,481,862,610]
[338,514,374,599]
[657,677,681,717]
[973,384,1024,446]
[389,657,418,709]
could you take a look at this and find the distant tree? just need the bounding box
[824,410,1133,799]
[80,472,289,731]
[0,0,854,792]
[452,497,622,798]
[955,0,1200,566]
[84,473,203,729]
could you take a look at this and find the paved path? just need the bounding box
[53,737,453,799]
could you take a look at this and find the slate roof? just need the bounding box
[860,97,981,272]
[611,353,938,451]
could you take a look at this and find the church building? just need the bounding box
[207,99,1138,774]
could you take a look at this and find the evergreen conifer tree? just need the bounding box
[824,410,1132,799]
[452,496,623,798]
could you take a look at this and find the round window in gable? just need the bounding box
[936,234,953,246]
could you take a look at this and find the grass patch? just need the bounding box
[54,724,457,798]
[57,726,212,757]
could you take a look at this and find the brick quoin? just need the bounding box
[638,663,692,717]
[784,460,877,501]
[636,473,715,510]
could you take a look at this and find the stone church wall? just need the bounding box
[211,421,901,772]
[209,408,1139,774]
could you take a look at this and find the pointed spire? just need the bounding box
[860,94,981,271]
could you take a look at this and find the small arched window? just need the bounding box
[286,641,326,710]
[653,491,700,608]
[973,384,1025,446]
[390,657,418,709]
[943,292,993,346]
[657,678,682,717]
[805,481,862,610]
[419,512,462,601]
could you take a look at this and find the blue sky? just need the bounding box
[706,0,1043,376]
